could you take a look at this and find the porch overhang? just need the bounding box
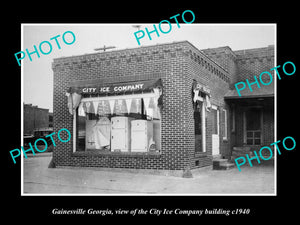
[224,83,274,100]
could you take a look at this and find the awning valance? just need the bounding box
[192,80,211,112]
[78,92,161,119]
[224,82,274,99]
[67,79,162,96]
[192,80,211,96]
[66,79,163,115]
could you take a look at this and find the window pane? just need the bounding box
[254,139,261,145]
[254,131,261,138]
[221,110,225,136]
[194,104,202,135]
[77,114,86,151]
[212,109,218,135]
[222,109,227,139]
[86,117,111,150]
[247,138,253,145]
[247,131,253,138]
[76,96,161,153]
[195,135,202,152]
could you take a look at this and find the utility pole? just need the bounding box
[132,25,142,31]
[132,25,143,46]
[94,45,116,52]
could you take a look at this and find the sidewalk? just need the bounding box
[23,155,275,195]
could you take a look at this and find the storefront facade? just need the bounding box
[52,41,274,170]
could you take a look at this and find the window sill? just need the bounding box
[72,150,161,158]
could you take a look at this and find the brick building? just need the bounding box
[52,41,274,171]
[23,103,50,135]
[202,45,275,158]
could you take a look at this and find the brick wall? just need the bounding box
[183,43,231,168]
[53,41,203,170]
[262,103,274,147]
[202,45,275,86]
[202,45,275,158]
[53,40,274,170]
[24,104,49,135]
[233,46,275,151]
[201,46,238,88]
[53,40,235,170]
[234,45,275,82]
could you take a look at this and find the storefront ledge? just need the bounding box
[55,166,189,178]
[71,151,161,158]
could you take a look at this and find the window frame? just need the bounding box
[72,92,161,153]
[222,109,228,141]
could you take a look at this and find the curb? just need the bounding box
[26,152,52,158]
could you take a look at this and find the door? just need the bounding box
[244,108,263,145]
[212,107,220,155]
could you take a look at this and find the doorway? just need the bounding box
[212,106,220,155]
[194,100,206,153]
[244,107,263,145]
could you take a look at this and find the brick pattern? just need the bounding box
[53,41,203,170]
[233,46,275,152]
[234,46,275,82]
[202,45,275,86]
[53,41,274,170]
[181,44,231,168]
[201,46,238,87]
[24,104,49,135]
[203,45,275,156]
[262,104,274,147]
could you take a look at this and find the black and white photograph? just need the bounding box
[21,23,276,195]
[4,6,298,221]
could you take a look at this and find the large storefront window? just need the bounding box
[72,82,162,153]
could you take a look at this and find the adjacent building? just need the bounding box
[23,103,50,135]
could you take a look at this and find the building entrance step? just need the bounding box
[212,158,235,170]
[230,146,254,162]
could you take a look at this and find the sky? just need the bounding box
[22,24,276,112]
